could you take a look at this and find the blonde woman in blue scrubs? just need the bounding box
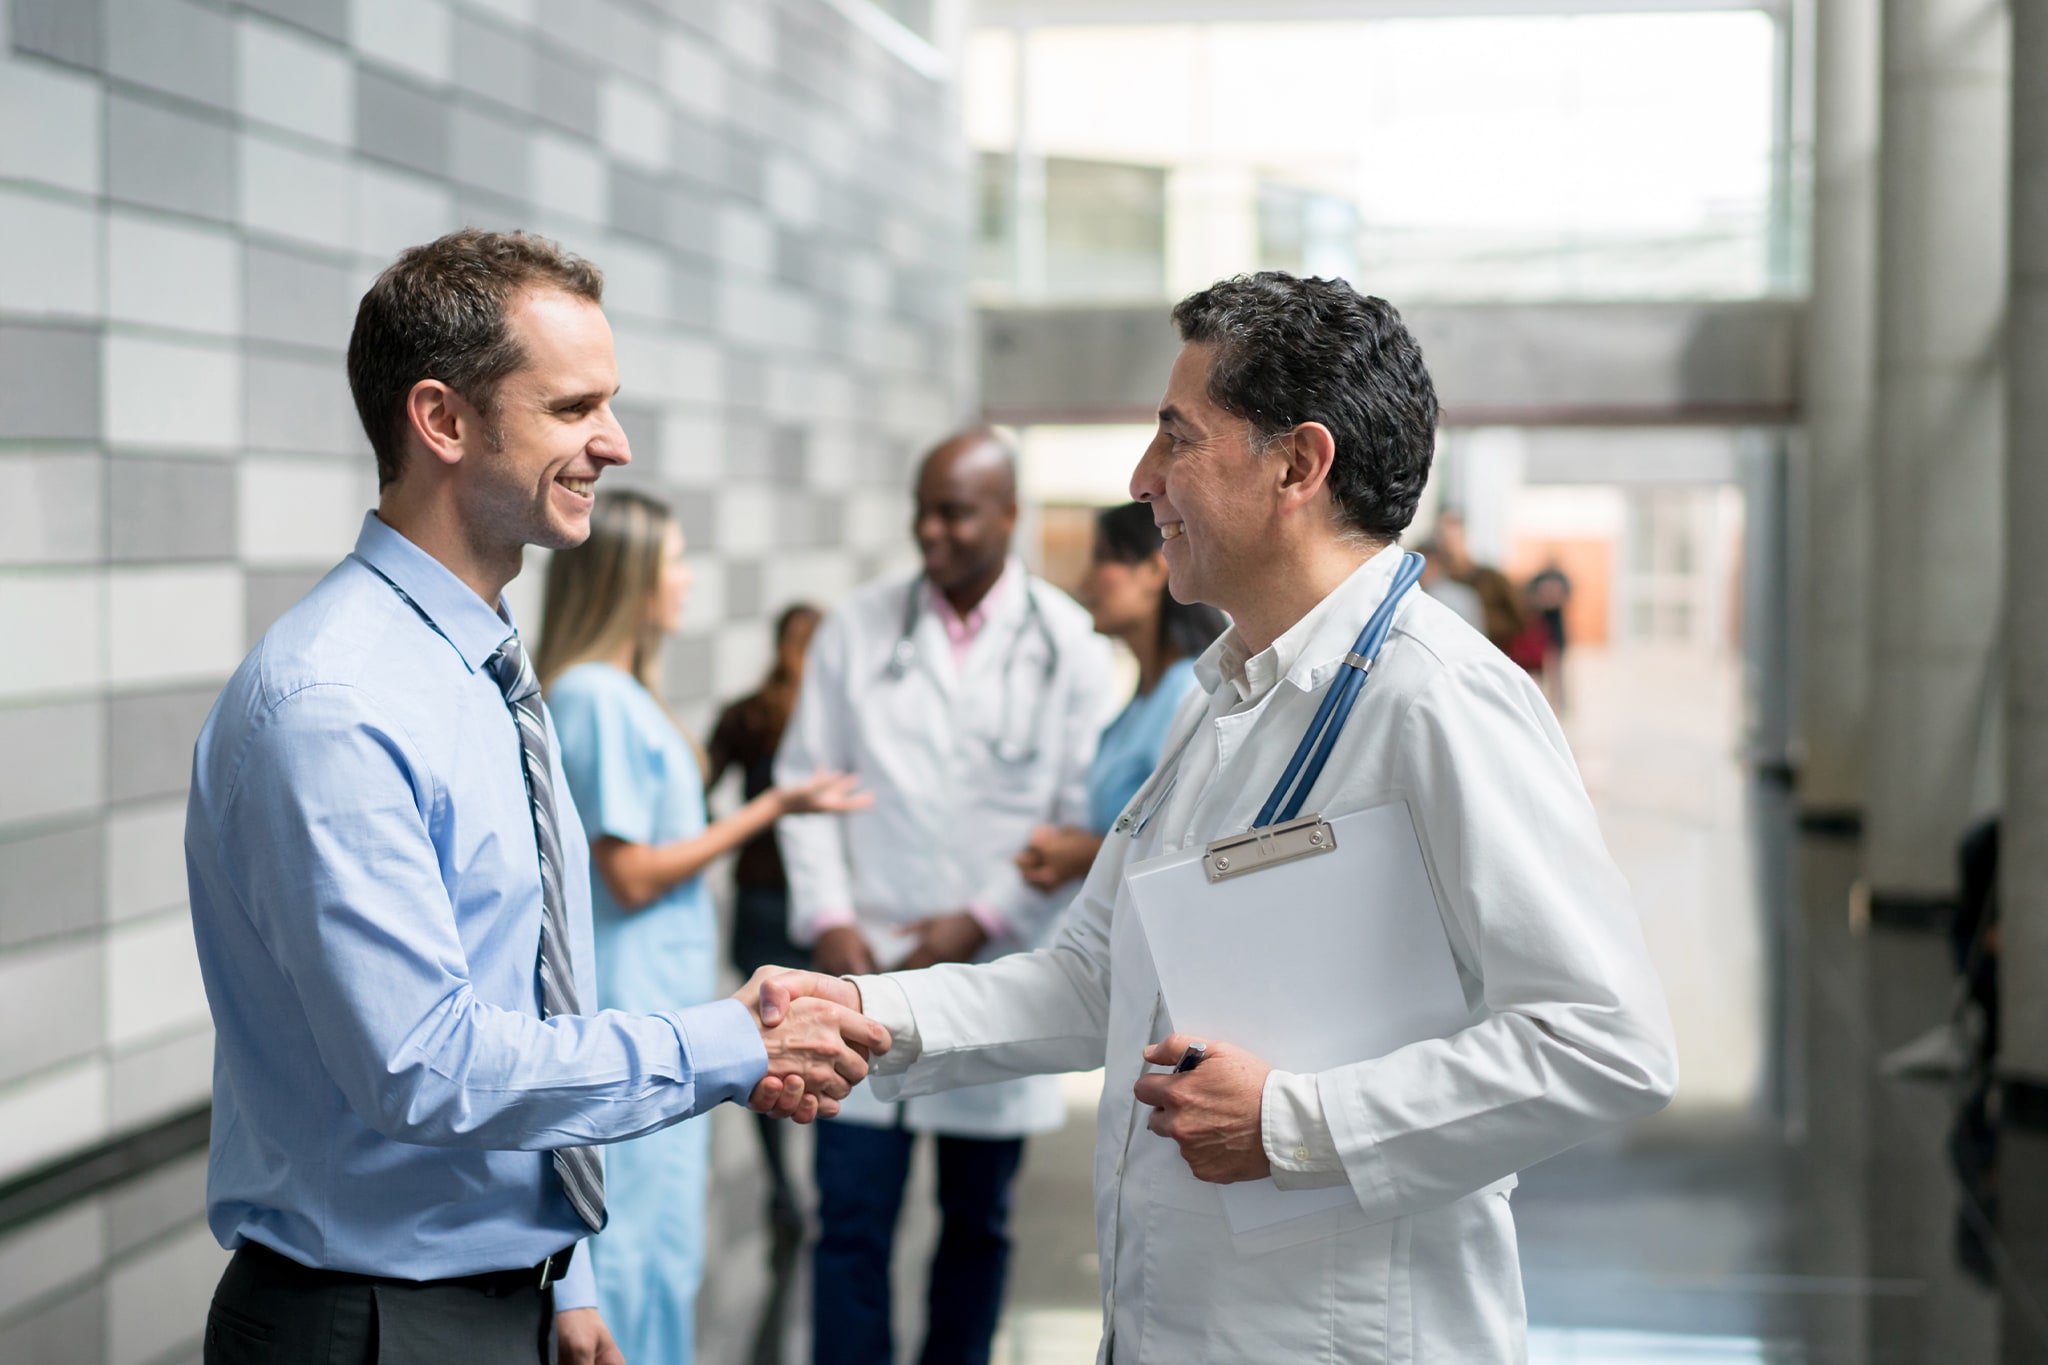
[1015,501,1229,890]
[536,490,866,1365]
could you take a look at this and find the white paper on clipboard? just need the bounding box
[1126,797,1470,1237]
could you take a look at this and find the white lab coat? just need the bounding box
[861,545,1679,1362]
[776,560,1116,1136]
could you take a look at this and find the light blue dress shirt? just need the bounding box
[184,512,767,1314]
[1086,656,1202,834]
[548,663,718,1362]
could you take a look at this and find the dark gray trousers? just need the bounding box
[204,1243,555,1365]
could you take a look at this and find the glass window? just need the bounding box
[967,12,1786,303]
[1045,157,1167,299]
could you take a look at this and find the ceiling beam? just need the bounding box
[977,298,1804,428]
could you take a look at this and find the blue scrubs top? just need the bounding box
[547,661,716,1365]
[1087,656,1202,834]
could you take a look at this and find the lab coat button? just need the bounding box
[1295,1146,1309,1160]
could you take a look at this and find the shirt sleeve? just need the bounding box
[774,612,859,943]
[866,822,1122,1099]
[549,674,660,847]
[214,683,766,1149]
[554,1245,597,1313]
[1261,1070,1347,1190]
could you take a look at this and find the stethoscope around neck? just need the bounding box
[886,573,1061,764]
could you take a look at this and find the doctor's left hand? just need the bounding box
[1134,1035,1274,1184]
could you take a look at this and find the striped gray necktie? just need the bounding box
[486,633,606,1233]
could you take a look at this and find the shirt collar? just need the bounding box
[1198,543,1409,706]
[927,557,1021,646]
[350,511,518,673]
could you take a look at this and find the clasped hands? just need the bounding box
[731,967,889,1123]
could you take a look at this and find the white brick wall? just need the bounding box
[0,3,974,1361]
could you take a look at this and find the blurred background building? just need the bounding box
[1,0,2044,1362]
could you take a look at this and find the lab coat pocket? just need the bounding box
[1135,1194,1395,1365]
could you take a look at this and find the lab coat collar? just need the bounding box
[349,510,516,673]
[1197,543,1409,706]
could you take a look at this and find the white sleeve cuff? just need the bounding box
[850,972,922,1077]
[1262,1069,1349,1191]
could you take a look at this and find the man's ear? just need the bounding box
[405,379,486,472]
[1273,421,1338,512]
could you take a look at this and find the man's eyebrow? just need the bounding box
[546,384,622,407]
[1157,404,1187,427]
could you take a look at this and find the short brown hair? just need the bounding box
[347,229,605,488]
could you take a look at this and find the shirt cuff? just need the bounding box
[849,972,922,1077]
[965,901,1008,942]
[663,998,768,1112]
[1262,1069,1349,1191]
[796,908,857,946]
[552,1243,597,1313]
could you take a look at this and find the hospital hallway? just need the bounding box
[698,641,2048,1365]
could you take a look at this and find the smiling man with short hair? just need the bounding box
[186,230,886,1365]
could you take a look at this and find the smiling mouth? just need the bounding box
[1159,522,1185,540]
[557,476,596,498]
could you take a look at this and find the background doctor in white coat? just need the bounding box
[775,427,1115,1365]
[838,275,1680,1364]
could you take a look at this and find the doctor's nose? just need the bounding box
[1130,434,1168,503]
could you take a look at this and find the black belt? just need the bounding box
[238,1238,576,1297]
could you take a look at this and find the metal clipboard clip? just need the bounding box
[1201,812,1337,883]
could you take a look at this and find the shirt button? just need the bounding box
[1295,1146,1309,1160]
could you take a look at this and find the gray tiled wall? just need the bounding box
[0,0,973,1359]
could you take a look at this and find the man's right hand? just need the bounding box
[812,924,877,977]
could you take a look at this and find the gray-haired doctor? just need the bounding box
[847,276,1679,1365]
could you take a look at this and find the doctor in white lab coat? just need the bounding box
[842,276,1680,1364]
[775,426,1114,1365]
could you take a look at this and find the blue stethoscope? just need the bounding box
[887,574,1061,764]
[1116,551,1427,836]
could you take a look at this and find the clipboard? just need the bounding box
[1125,796,1469,1238]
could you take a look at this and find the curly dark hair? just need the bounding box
[347,229,606,488]
[1170,272,1437,542]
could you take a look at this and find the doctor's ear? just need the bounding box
[1271,422,1337,509]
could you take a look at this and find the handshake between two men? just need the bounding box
[725,961,1283,1184]
[730,967,888,1122]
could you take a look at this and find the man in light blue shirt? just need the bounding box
[186,230,885,1365]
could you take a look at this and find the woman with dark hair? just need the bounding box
[706,602,823,1237]
[537,493,865,1365]
[1015,502,1230,890]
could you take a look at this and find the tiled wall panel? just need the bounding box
[0,2,971,1361]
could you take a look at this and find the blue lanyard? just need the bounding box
[1253,551,1427,828]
